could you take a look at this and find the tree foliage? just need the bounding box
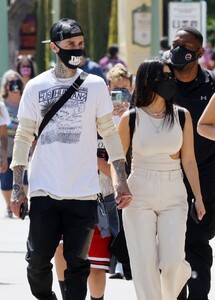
[87,0,112,62]
[36,0,52,73]
[76,0,90,57]
[108,0,118,46]
[60,0,77,19]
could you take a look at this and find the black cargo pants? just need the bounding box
[26,196,97,300]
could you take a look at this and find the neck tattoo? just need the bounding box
[54,63,77,79]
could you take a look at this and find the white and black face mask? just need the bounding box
[55,44,84,69]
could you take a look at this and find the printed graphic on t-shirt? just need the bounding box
[39,85,87,144]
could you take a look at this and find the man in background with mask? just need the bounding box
[169,27,215,300]
[9,18,132,300]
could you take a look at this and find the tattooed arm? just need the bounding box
[97,113,132,208]
[11,166,28,218]
[10,117,36,218]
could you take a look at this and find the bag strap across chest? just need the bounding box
[37,71,88,138]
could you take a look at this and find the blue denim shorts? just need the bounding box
[0,157,28,190]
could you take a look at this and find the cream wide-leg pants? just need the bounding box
[123,168,191,300]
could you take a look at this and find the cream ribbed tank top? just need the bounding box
[132,106,183,171]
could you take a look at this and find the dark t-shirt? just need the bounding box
[174,66,215,181]
[81,58,107,83]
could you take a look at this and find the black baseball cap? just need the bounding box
[42,18,84,44]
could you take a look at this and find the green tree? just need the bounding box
[108,0,118,46]
[88,0,112,62]
[60,0,77,19]
[36,0,52,73]
[76,0,90,56]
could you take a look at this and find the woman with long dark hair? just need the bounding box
[116,58,205,300]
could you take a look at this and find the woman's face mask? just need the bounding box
[154,72,175,101]
[20,66,32,77]
[170,45,199,70]
[8,79,22,93]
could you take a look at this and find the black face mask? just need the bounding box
[55,44,84,69]
[156,78,175,101]
[170,45,199,70]
[8,80,22,93]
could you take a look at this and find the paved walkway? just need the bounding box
[0,195,214,300]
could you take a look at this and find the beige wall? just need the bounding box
[118,0,162,75]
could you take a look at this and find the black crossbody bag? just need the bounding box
[37,71,88,138]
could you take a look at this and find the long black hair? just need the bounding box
[134,58,175,128]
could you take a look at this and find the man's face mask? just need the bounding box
[8,80,22,93]
[170,45,199,70]
[112,88,131,103]
[55,44,84,69]
[155,72,175,101]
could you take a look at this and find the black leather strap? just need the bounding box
[125,108,136,176]
[38,71,88,138]
[129,108,136,142]
[178,107,185,131]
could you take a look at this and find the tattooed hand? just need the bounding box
[112,159,132,209]
[11,183,28,218]
[114,182,132,209]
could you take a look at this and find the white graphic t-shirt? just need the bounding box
[18,68,114,198]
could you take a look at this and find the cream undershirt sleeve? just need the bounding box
[10,117,36,170]
[96,113,125,163]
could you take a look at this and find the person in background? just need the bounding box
[79,50,107,82]
[10,18,131,300]
[0,70,28,218]
[199,41,215,71]
[16,54,36,86]
[107,63,133,115]
[99,44,126,77]
[16,55,37,152]
[197,92,215,139]
[116,58,205,300]
[169,27,215,300]
[106,63,133,279]
[159,36,171,60]
[0,101,10,173]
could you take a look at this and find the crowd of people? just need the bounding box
[0,54,36,218]
[0,16,215,300]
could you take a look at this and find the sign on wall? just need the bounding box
[132,4,151,47]
[168,1,207,46]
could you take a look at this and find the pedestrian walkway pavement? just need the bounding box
[0,195,215,300]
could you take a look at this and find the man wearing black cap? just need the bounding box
[9,18,132,300]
